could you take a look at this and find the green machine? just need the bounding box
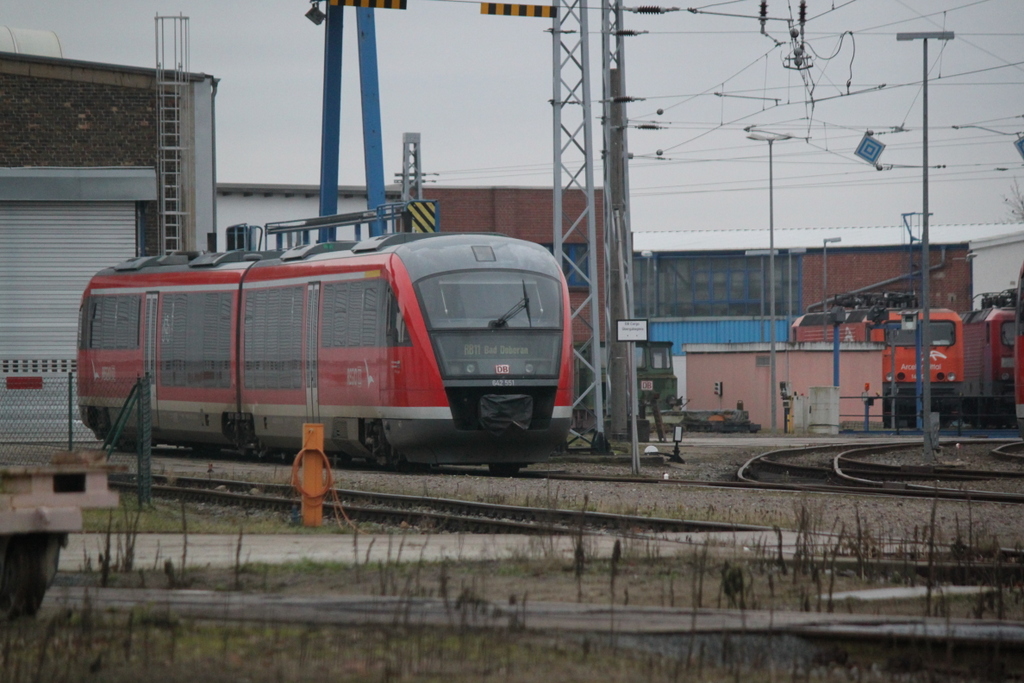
[636,341,680,412]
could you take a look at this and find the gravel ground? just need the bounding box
[153,435,1024,550]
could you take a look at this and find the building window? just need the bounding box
[634,253,802,318]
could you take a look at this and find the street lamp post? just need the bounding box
[898,31,953,462]
[641,250,654,316]
[747,130,792,433]
[822,237,841,339]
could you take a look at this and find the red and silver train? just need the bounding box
[77,232,574,473]
[791,293,964,427]
[960,290,1016,428]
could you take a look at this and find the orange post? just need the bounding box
[294,423,327,527]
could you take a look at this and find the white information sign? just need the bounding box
[616,319,649,342]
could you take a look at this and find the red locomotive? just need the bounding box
[960,290,1016,428]
[791,293,964,427]
[77,232,574,473]
[1016,265,1024,439]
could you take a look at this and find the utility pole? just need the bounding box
[607,68,630,439]
[898,31,953,462]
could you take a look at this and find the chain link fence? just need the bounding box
[0,372,150,501]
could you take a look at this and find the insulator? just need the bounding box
[759,0,767,30]
[634,5,666,13]
[799,0,807,26]
[612,96,644,103]
[635,123,662,130]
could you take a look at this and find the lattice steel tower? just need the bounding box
[552,0,605,449]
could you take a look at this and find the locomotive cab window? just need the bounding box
[1001,321,1015,347]
[650,346,671,370]
[894,321,955,347]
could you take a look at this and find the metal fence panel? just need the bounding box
[0,372,140,477]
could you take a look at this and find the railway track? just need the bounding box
[111,474,771,536]
[144,439,1024,506]
[992,440,1024,464]
[739,440,1024,504]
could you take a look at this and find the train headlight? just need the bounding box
[525,363,535,374]
[937,372,945,381]
[885,373,892,381]
[947,373,955,381]
[465,363,477,374]
[1002,372,1011,380]
[897,372,906,381]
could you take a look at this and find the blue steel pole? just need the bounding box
[318,2,344,243]
[357,8,386,238]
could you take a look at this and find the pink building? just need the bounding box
[682,343,885,431]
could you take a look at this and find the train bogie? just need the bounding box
[77,233,573,469]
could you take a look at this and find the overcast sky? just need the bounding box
[4,0,1023,236]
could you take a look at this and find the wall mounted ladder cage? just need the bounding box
[155,14,194,255]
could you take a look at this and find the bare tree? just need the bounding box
[1006,178,1024,222]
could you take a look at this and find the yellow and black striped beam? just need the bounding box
[480,3,557,18]
[405,201,438,233]
[330,0,407,9]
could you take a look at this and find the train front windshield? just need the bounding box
[416,270,563,379]
[893,321,955,347]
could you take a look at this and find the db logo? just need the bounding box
[641,380,654,391]
[495,364,511,374]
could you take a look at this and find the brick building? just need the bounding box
[0,50,216,370]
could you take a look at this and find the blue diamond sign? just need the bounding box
[1015,136,1024,162]
[854,133,885,165]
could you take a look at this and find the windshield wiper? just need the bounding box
[489,281,532,329]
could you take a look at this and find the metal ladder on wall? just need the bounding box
[155,15,192,254]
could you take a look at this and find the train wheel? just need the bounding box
[488,463,523,476]
[0,535,52,619]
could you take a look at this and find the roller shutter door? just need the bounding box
[0,202,137,373]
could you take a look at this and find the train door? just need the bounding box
[143,292,159,430]
[305,282,321,424]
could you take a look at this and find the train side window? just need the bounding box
[1002,321,1015,347]
[84,295,140,350]
[243,286,304,389]
[386,287,412,347]
[635,347,646,370]
[323,279,389,348]
[160,292,233,388]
